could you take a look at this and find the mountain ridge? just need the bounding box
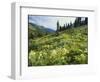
[29,23,55,33]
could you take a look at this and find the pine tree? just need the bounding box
[67,23,70,29]
[66,23,68,29]
[70,22,73,28]
[60,26,62,31]
[63,24,66,30]
[74,17,82,27]
[57,21,60,31]
[77,17,81,26]
[85,17,88,25]
[74,18,78,27]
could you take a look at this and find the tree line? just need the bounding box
[57,17,88,32]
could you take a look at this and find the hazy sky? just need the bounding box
[29,15,76,30]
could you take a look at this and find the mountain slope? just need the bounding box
[28,23,55,39]
[28,25,88,66]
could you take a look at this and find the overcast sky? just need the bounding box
[28,15,76,30]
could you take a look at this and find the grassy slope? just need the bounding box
[28,25,88,66]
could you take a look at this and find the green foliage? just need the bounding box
[28,23,53,40]
[28,25,88,66]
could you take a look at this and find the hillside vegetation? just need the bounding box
[28,23,88,66]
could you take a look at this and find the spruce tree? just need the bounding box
[57,21,60,31]
[85,17,88,25]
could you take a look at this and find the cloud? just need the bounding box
[29,15,76,30]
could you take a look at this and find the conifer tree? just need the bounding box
[57,21,60,31]
[85,17,88,25]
